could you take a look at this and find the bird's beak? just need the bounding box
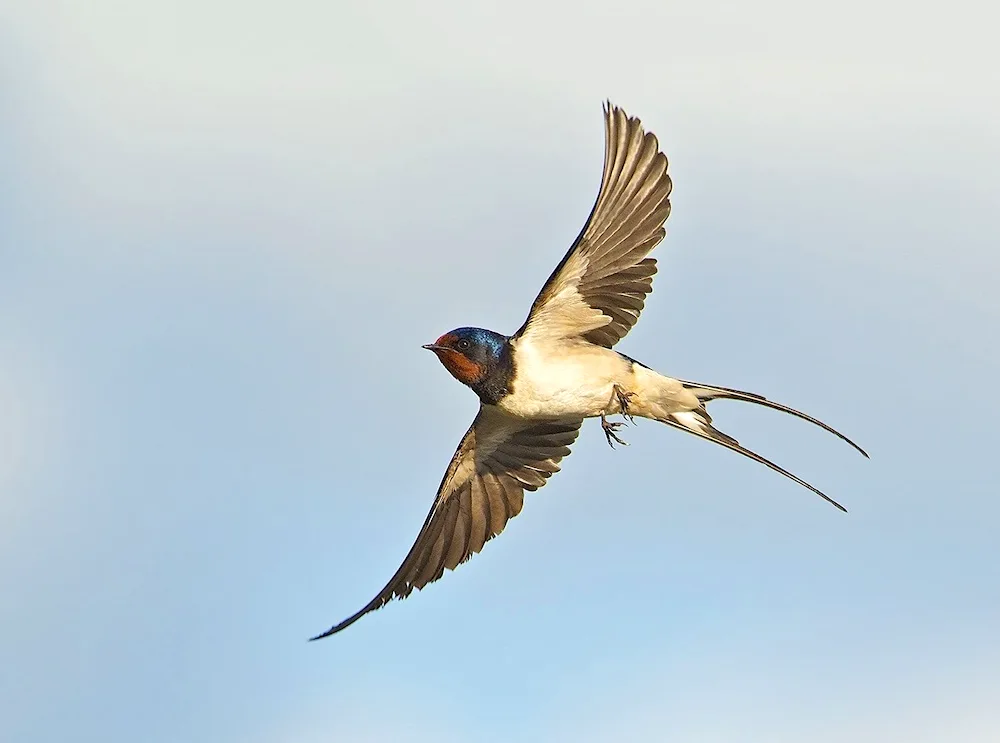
[422,343,448,352]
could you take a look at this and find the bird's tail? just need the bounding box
[679,380,869,458]
[652,379,868,512]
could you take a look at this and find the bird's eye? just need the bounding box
[457,339,471,351]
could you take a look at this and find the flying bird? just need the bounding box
[311,102,867,640]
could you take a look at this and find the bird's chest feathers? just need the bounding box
[500,340,633,418]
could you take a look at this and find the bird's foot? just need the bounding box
[614,384,636,423]
[601,413,629,448]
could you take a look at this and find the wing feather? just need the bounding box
[515,102,672,347]
[481,471,509,537]
[467,475,490,557]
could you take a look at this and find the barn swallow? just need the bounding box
[311,102,867,640]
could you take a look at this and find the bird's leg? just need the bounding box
[601,384,636,448]
[614,384,636,424]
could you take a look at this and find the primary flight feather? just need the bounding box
[311,102,867,640]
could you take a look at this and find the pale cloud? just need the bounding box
[8,1,994,102]
[7,0,995,262]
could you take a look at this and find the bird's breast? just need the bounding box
[498,339,634,419]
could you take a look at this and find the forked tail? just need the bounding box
[659,380,868,512]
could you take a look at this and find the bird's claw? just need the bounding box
[601,416,629,448]
[601,385,638,448]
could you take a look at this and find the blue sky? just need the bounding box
[2,2,998,741]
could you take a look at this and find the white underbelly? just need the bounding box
[497,340,634,419]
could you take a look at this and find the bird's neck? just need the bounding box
[471,340,515,406]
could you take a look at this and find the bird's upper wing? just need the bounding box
[514,102,673,347]
[311,407,582,639]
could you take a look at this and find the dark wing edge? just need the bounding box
[309,410,582,640]
[514,101,673,347]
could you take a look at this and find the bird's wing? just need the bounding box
[311,407,582,639]
[515,102,673,347]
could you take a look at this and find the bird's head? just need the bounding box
[423,327,507,388]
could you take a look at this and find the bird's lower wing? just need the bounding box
[310,408,582,640]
